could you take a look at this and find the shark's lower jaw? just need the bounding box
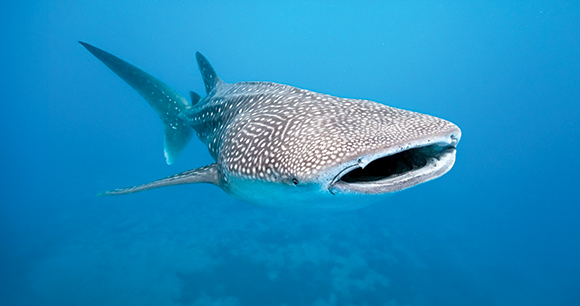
[329,142,458,195]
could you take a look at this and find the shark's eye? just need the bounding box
[292,178,298,185]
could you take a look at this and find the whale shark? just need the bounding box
[80,42,461,209]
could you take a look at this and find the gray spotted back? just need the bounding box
[186,81,457,185]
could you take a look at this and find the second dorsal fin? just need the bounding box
[196,52,224,94]
[189,91,201,105]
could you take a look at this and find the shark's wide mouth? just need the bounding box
[340,144,452,183]
[329,141,457,195]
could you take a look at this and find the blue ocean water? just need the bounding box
[1,1,579,305]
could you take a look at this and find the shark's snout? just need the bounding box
[329,126,461,195]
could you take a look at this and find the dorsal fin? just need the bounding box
[189,91,201,106]
[196,52,224,94]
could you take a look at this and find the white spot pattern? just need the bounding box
[185,81,458,185]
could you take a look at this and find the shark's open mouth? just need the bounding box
[330,141,458,195]
[340,144,453,183]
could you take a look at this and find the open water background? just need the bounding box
[1,1,579,305]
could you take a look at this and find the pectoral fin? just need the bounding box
[99,164,219,196]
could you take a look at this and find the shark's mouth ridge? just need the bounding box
[330,142,457,195]
[340,144,452,183]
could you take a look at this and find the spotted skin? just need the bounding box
[81,43,461,208]
[187,81,457,192]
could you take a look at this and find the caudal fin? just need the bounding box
[79,41,193,164]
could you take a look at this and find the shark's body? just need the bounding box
[80,42,461,209]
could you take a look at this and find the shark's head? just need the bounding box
[321,102,461,196]
[214,84,461,208]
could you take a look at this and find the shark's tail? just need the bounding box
[79,41,193,165]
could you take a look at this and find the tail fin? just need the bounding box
[79,41,193,165]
